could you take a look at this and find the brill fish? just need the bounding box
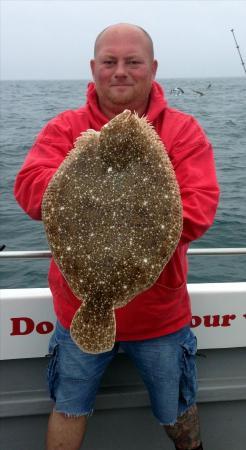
[42,110,183,354]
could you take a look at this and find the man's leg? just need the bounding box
[164,403,202,450]
[46,409,87,450]
[46,322,118,450]
[120,328,201,450]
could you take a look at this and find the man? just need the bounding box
[14,23,220,450]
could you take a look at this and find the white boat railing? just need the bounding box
[0,247,246,258]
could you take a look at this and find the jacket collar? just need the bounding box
[85,80,167,130]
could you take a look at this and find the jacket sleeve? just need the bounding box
[14,114,74,220]
[169,116,220,244]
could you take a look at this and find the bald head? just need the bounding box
[94,23,154,59]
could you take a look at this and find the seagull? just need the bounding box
[192,89,205,96]
[170,87,184,95]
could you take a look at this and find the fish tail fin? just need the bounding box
[70,304,116,354]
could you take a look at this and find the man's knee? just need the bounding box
[46,409,87,450]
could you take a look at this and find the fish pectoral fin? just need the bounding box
[70,303,116,354]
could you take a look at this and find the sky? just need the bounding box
[1,0,246,80]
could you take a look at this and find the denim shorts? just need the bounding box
[47,321,197,425]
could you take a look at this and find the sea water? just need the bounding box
[0,78,246,288]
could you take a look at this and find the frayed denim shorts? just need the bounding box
[47,321,197,425]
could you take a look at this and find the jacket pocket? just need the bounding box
[47,335,59,401]
[180,330,198,406]
[152,280,186,303]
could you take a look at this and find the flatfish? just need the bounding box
[42,110,182,353]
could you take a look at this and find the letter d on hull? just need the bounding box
[10,317,35,336]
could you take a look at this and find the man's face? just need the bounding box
[90,26,157,115]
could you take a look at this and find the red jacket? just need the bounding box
[14,81,220,340]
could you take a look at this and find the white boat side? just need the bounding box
[1,248,246,359]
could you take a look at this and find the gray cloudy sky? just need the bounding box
[1,0,246,79]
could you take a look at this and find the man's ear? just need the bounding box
[90,59,95,80]
[152,60,158,79]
